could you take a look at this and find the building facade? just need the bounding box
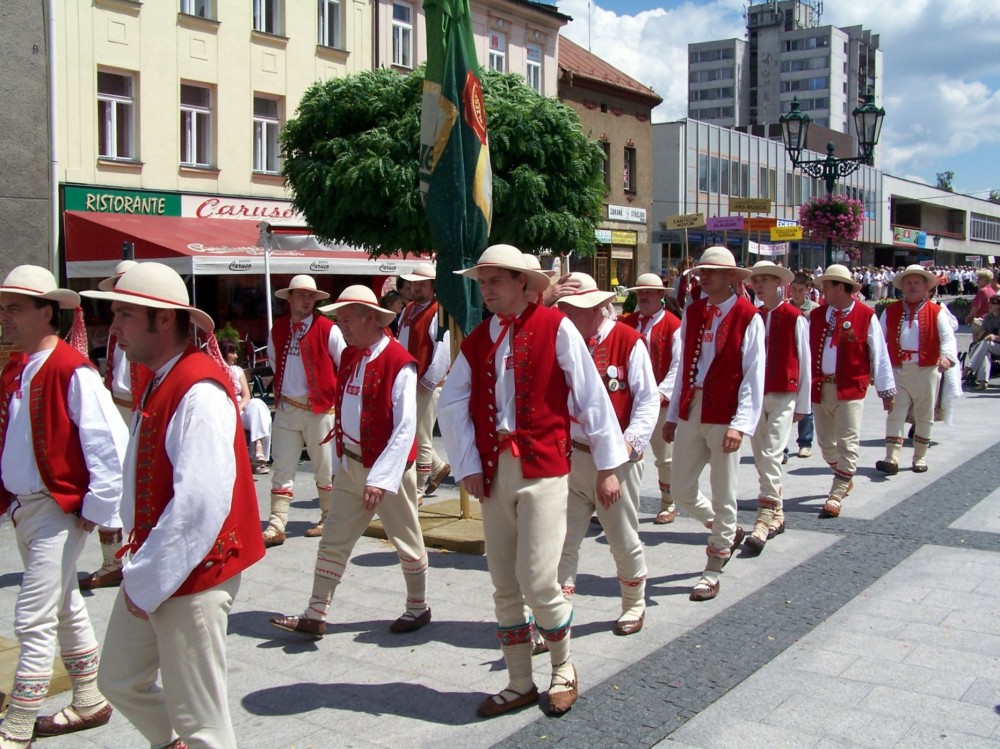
[557,36,661,296]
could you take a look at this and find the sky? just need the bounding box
[553,0,1000,198]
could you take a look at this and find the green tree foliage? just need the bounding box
[282,67,605,257]
[935,171,955,192]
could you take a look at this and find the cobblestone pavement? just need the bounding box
[3,332,999,748]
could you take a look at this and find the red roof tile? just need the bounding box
[558,35,663,105]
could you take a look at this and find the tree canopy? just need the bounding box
[281,67,606,258]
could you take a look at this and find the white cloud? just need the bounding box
[554,0,1000,193]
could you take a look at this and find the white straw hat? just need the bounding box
[748,260,794,285]
[686,246,752,280]
[627,273,666,292]
[455,244,551,294]
[274,274,331,301]
[318,285,396,327]
[814,264,862,292]
[554,273,616,309]
[97,260,139,292]
[0,265,80,309]
[892,264,938,290]
[82,261,215,331]
[399,263,437,283]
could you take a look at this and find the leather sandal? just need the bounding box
[35,702,113,737]
[303,523,324,538]
[476,685,539,718]
[390,608,431,633]
[653,508,677,525]
[269,615,326,638]
[613,613,644,636]
[546,667,578,715]
[262,529,286,548]
[689,577,720,601]
[79,567,123,590]
[821,497,842,518]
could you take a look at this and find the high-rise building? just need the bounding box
[688,0,881,152]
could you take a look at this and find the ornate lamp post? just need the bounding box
[932,235,942,267]
[780,93,886,266]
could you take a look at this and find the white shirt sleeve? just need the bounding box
[558,319,629,471]
[867,315,896,395]
[328,324,346,369]
[437,352,481,482]
[665,313,688,424]
[366,362,418,494]
[657,328,681,402]
[422,313,452,388]
[624,340,660,454]
[731,314,765,435]
[67,367,129,528]
[938,309,958,364]
[793,315,812,415]
[123,380,237,613]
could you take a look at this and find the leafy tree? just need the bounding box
[281,67,605,258]
[935,171,954,192]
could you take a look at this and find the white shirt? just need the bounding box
[2,347,127,528]
[396,300,452,389]
[878,302,958,366]
[267,315,345,400]
[656,329,682,402]
[439,314,628,482]
[110,342,131,396]
[121,352,237,613]
[761,301,812,415]
[569,318,660,455]
[666,294,765,435]
[335,334,417,494]
[820,303,896,394]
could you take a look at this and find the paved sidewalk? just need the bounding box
[2,340,999,748]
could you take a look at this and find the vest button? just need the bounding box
[487,461,494,467]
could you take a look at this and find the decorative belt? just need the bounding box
[282,396,335,415]
[112,395,133,409]
[572,440,591,454]
[821,376,837,384]
[899,351,919,362]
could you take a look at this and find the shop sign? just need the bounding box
[378,261,399,273]
[666,212,705,230]
[611,230,637,246]
[608,204,647,223]
[595,229,613,244]
[64,185,180,215]
[892,226,922,246]
[228,260,254,272]
[182,195,302,225]
[706,216,744,231]
[612,248,633,259]
[730,198,772,213]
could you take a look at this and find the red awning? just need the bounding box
[63,211,429,277]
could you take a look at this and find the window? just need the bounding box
[97,71,135,160]
[318,0,340,48]
[180,84,212,167]
[489,31,505,72]
[253,96,281,173]
[180,0,212,17]
[623,146,636,192]
[392,2,413,68]
[525,44,542,94]
[253,0,280,34]
[698,153,709,192]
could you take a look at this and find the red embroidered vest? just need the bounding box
[591,323,642,432]
[130,348,265,597]
[333,340,418,467]
[399,300,439,379]
[463,304,571,497]
[678,296,758,425]
[0,341,94,515]
[761,302,803,394]
[623,310,680,383]
[104,335,153,406]
[271,313,337,413]
[809,303,875,403]
[884,301,941,367]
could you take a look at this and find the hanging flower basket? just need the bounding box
[799,194,865,245]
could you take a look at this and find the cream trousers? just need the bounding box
[749,392,797,502]
[813,382,864,477]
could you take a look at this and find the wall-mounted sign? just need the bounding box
[608,204,647,223]
[745,217,778,232]
[770,225,803,241]
[730,198,772,213]
[666,212,706,230]
[595,229,613,244]
[64,185,180,216]
[706,216,744,231]
[611,230,638,246]
[182,196,302,225]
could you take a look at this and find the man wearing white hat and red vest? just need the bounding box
[439,245,627,718]
[396,263,451,497]
[270,286,431,638]
[876,265,957,474]
[621,272,712,524]
[746,261,811,553]
[556,273,658,637]
[86,262,265,749]
[264,274,346,546]
[664,247,764,602]
[809,264,895,518]
[0,266,127,747]
[80,260,153,591]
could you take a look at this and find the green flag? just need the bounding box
[420,0,492,336]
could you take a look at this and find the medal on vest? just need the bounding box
[606,365,618,379]
[608,379,620,392]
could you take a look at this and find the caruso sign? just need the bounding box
[182,196,303,225]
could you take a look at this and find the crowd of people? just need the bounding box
[0,244,987,746]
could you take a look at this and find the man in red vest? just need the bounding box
[664,247,764,602]
[264,274,345,547]
[396,263,451,498]
[439,245,627,718]
[556,273,659,636]
[746,262,811,554]
[0,266,127,747]
[809,265,895,518]
[86,262,265,749]
[622,273,711,524]
[877,265,957,474]
[270,286,431,639]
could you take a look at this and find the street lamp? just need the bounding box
[780,92,886,266]
[932,235,941,268]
